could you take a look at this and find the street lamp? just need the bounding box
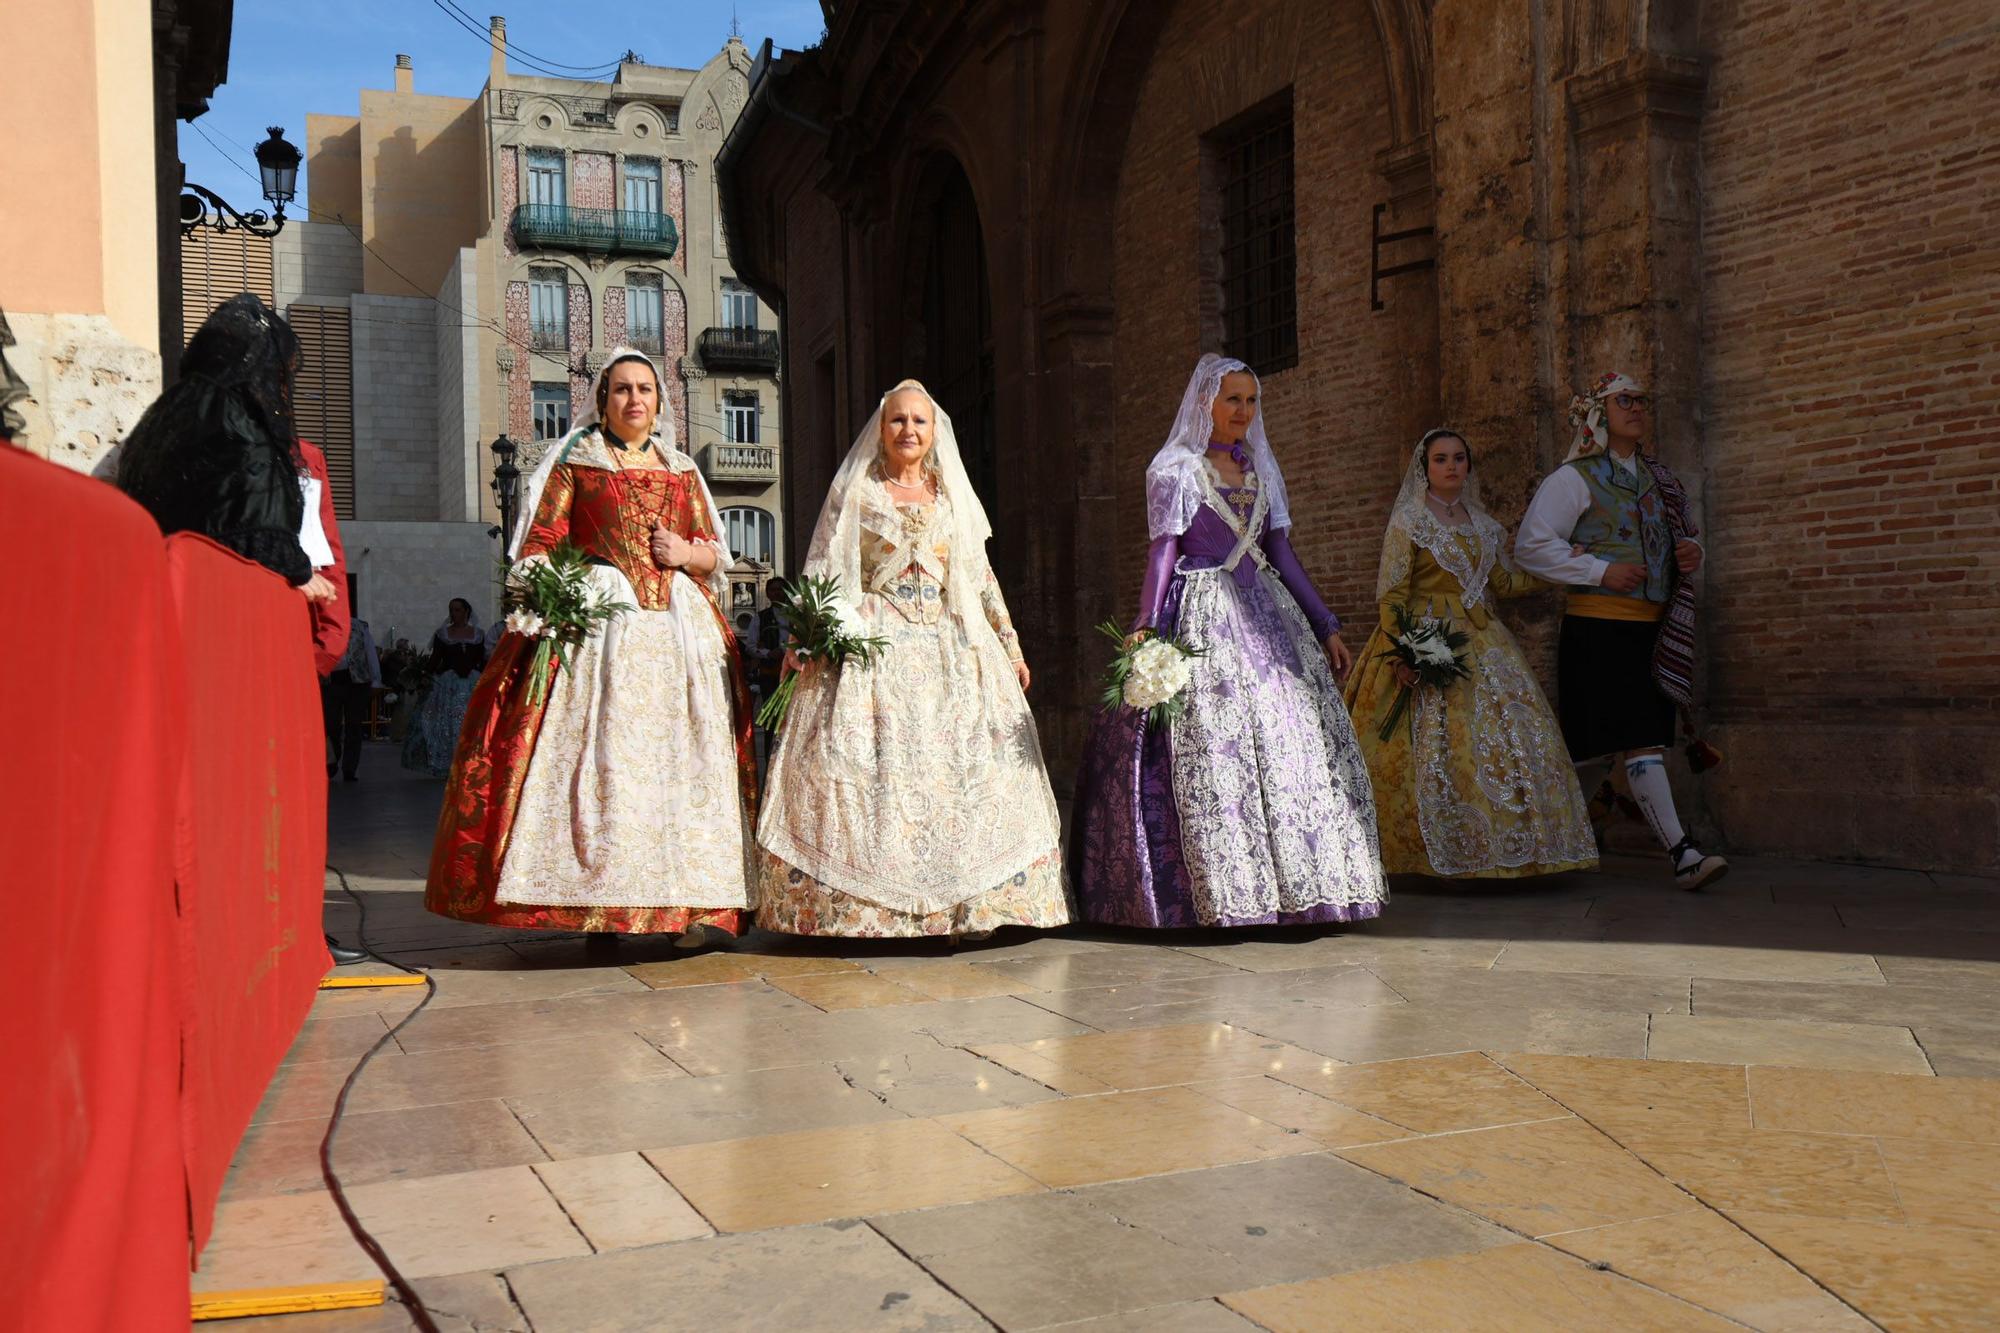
[180,126,302,238]
[490,434,521,545]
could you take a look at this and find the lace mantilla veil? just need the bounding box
[1146,353,1293,540]
[506,347,733,606]
[1375,430,1514,610]
[800,379,1007,659]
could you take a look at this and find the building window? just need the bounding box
[532,383,571,441]
[624,157,661,215]
[526,149,567,208]
[1212,92,1297,375]
[721,279,758,332]
[722,390,759,444]
[528,267,568,349]
[720,506,775,564]
[628,271,664,353]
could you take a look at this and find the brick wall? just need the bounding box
[350,294,440,521]
[434,249,480,522]
[1696,0,2000,867]
[1112,0,1411,629]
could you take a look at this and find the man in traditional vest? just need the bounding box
[1515,371,1727,889]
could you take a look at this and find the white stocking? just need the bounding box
[1623,751,1691,863]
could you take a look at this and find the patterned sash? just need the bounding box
[1642,455,1699,710]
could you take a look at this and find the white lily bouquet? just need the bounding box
[755,573,892,731]
[1096,620,1203,730]
[1375,604,1472,742]
[503,542,635,707]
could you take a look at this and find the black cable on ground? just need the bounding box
[321,866,441,1332]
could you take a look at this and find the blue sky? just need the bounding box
[180,1,827,210]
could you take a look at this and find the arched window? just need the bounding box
[720,506,775,565]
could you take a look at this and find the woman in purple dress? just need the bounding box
[1072,354,1387,928]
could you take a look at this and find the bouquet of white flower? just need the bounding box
[1374,604,1472,742]
[503,543,635,707]
[1096,620,1203,730]
[755,574,892,731]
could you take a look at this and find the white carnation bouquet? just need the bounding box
[755,574,892,731]
[1374,603,1472,742]
[1096,620,1203,729]
[503,542,635,706]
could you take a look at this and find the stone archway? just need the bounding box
[909,158,997,520]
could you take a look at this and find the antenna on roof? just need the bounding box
[730,5,743,40]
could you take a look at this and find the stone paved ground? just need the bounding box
[205,751,2000,1331]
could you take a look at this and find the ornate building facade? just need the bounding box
[719,0,2000,872]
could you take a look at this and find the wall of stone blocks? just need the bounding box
[350,293,441,521]
[273,221,364,311]
[434,248,481,523]
[341,519,501,657]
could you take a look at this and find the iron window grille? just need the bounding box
[1213,93,1298,375]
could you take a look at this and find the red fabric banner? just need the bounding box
[0,448,190,1332]
[0,450,333,1329]
[165,533,329,1255]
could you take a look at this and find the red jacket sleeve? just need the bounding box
[298,440,351,676]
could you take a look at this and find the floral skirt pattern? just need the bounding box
[401,670,478,777]
[756,847,1070,939]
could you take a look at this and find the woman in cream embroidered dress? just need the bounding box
[426,349,755,941]
[1344,430,1596,878]
[756,381,1070,938]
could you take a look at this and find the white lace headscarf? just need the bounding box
[800,379,1005,653]
[1145,353,1293,540]
[1376,428,1514,609]
[508,346,732,605]
[1563,370,1647,463]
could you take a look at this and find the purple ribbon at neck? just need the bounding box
[1209,440,1254,476]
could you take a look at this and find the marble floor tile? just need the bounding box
[977,947,1245,993]
[878,960,1043,1000]
[1492,937,1886,984]
[1647,1014,1932,1074]
[1186,1077,1410,1148]
[769,970,931,1010]
[1364,966,1693,1017]
[1497,1053,1751,1133]
[832,1046,1060,1116]
[225,1098,546,1198]
[620,953,769,989]
[648,1116,1041,1231]
[1875,1137,2000,1231]
[198,1167,590,1288]
[1339,1116,1696,1237]
[967,1023,1334,1092]
[1232,999,1649,1064]
[1545,1209,1875,1332]
[282,1014,394,1066]
[869,1191,1252,1328]
[1694,976,2000,1035]
[1019,965,1403,1034]
[1613,1124,1906,1223]
[530,1152,713,1251]
[1871,952,2000,990]
[1041,1302,1260,1332]
[655,995,1093,1077]
[939,1085,1314,1187]
[719,951,868,979]
[1071,1154,1515,1290]
[342,1032,686,1114]
[415,964,647,1011]
[505,1223,991,1332]
[1220,1241,1743,1332]
[389,983,811,1054]
[508,1062,904,1159]
[1912,1024,2000,1078]
[1169,933,1511,974]
[1273,1052,1565,1135]
[1749,1065,2000,1142]
[1731,1212,2000,1333]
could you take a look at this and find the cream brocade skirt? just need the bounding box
[495,564,753,910]
[755,593,1070,938]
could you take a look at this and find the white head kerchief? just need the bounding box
[1145,353,1293,540]
[508,347,732,605]
[801,379,999,648]
[1376,428,1513,608]
[1563,370,1647,463]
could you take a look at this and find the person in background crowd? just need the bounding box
[325,617,381,782]
[401,598,487,777]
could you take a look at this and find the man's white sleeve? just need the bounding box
[1514,467,1608,587]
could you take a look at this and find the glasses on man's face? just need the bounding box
[1612,393,1650,411]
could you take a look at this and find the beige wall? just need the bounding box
[307,113,364,226]
[358,86,486,297]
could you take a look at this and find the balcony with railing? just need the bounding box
[511,205,678,259]
[701,442,779,483]
[697,326,781,371]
